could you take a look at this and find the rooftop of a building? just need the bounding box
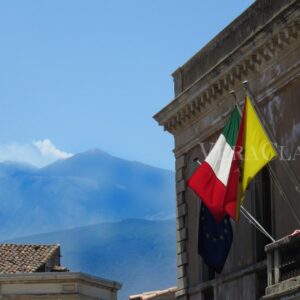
[0,243,122,299]
[0,243,66,273]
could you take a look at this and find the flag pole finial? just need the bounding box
[242,80,249,87]
[229,90,237,101]
[229,90,242,115]
[193,157,201,165]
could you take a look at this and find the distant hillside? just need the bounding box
[0,149,175,239]
[10,219,176,300]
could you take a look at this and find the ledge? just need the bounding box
[263,276,300,299]
[265,232,300,253]
[188,260,266,296]
[0,272,122,290]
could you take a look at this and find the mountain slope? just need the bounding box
[10,219,176,300]
[0,149,175,239]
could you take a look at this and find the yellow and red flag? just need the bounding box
[225,96,277,221]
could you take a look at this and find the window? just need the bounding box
[254,167,272,262]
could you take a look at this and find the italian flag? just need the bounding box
[188,96,277,222]
[188,107,241,222]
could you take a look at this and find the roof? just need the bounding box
[0,243,60,273]
[129,287,177,300]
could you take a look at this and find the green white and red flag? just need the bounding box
[187,107,241,222]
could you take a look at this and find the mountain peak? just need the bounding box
[81,148,110,156]
[72,148,113,160]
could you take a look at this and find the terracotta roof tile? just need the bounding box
[0,244,60,274]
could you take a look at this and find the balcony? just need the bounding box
[263,232,300,299]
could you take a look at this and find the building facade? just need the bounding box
[154,1,300,299]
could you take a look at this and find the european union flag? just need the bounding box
[198,202,233,273]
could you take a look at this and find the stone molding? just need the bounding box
[154,4,300,135]
[0,272,121,300]
[173,56,300,158]
[0,272,122,290]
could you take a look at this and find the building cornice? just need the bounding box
[173,59,300,158]
[153,1,300,135]
[0,272,122,290]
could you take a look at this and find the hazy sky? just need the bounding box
[0,0,254,169]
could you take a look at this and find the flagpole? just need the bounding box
[240,206,275,242]
[242,80,300,194]
[193,159,275,242]
[230,88,300,227]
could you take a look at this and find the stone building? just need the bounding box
[0,243,121,299]
[154,0,300,299]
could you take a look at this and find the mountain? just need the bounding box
[0,161,37,176]
[10,219,176,300]
[0,149,175,239]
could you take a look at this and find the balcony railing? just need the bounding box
[263,232,300,299]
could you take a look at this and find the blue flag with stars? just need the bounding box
[198,202,233,273]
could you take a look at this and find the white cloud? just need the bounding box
[33,139,73,160]
[0,143,40,166]
[0,139,73,167]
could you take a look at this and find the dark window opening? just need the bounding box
[256,270,267,299]
[254,167,272,262]
[202,287,214,300]
[202,262,215,281]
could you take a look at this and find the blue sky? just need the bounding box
[0,0,254,170]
